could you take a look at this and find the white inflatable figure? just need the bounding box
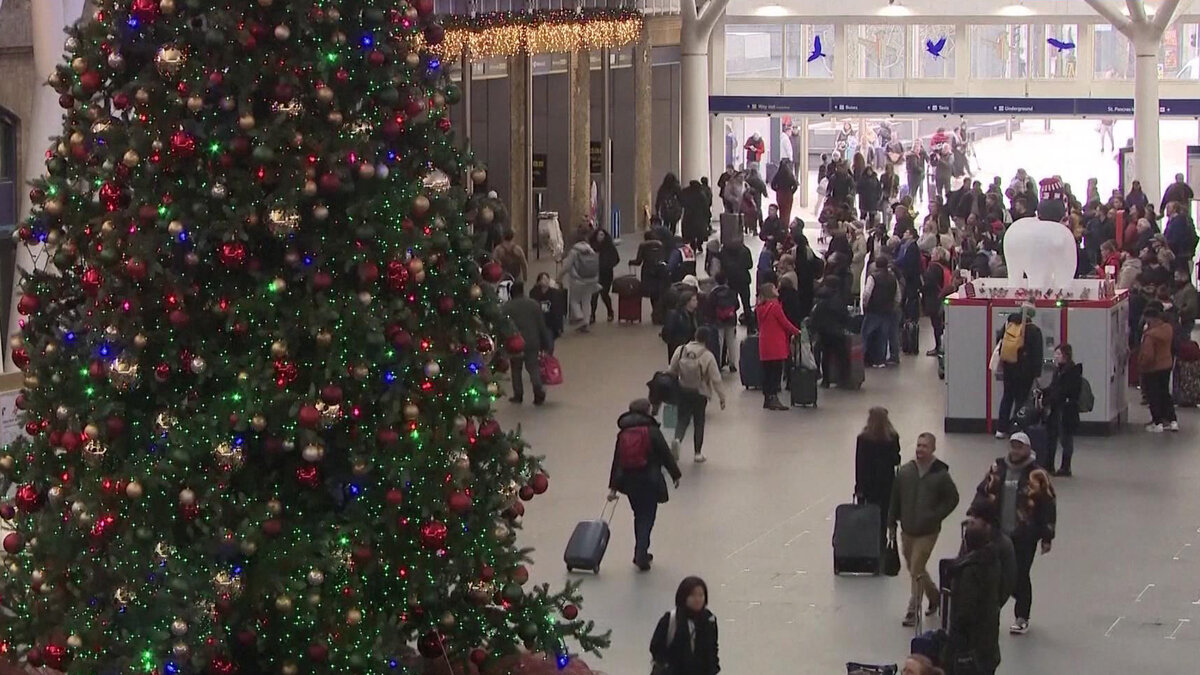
[1003,217,1078,289]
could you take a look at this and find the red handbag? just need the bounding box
[538,353,563,386]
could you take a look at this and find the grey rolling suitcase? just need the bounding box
[789,365,819,407]
[833,498,882,575]
[564,500,616,573]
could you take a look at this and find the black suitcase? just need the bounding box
[833,499,882,575]
[564,501,616,573]
[789,364,818,407]
[901,320,919,355]
[739,335,763,389]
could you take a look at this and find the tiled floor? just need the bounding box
[498,250,1199,673]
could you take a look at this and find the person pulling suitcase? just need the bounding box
[607,399,682,571]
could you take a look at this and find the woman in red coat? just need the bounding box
[755,282,801,410]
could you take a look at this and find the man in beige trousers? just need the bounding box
[888,432,961,626]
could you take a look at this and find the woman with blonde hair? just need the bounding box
[901,654,944,675]
[855,407,901,546]
[755,282,801,410]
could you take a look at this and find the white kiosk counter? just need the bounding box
[943,282,1129,435]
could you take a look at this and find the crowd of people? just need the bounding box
[487,133,1198,671]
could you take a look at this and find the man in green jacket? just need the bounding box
[888,432,961,626]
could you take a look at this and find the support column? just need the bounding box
[798,117,810,209]
[679,0,731,184]
[1133,36,1162,200]
[9,0,76,372]
[601,47,613,240]
[567,50,591,238]
[507,55,531,253]
[633,34,653,232]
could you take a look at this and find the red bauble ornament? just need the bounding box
[476,334,495,355]
[137,203,158,221]
[448,491,471,514]
[377,428,399,447]
[437,296,455,314]
[154,362,171,381]
[478,419,501,439]
[170,129,196,158]
[25,648,42,667]
[318,173,341,194]
[262,518,282,537]
[481,261,503,283]
[297,404,320,428]
[530,472,549,495]
[414,0,436,16]
[169,309,190,329]
[386,488,404,506]
[437,116,452,133]
[295,464,320,488]
[79,70,102,93]
[60,430,81,452]
[469,648,488,665]
[58,94,75,109]
[208,71,224,87]
[80,267,102,296]
[480,565,495,581]
[124,258,147,280]
[106,416,126,438]
[312,270,333,291]
[219,241,246,267]
[113,92,130,109]
[419,520,448,549]
[3,532,23,554]
[130,0,160,22]
[386,260,410,291]
[562,604,579,620]
[16,294,39,316]
[424,24,445,47]
[41,643,65,669]
[307,643,329,662]
[404,98,424,118]
[505,334,526,354]
[229,136,250,156]
[387,325,413,349]
[417,631,445,658]
[15,484,41,512]
[11,348,28,369]
[99,181,124,210]
[237,629,257,646]
[367,50,386,67]
[382,119,402,138]
[506,501,525,519]
[357,261,380,285]
[519,485,535,502]
[511,565,530,584]
[320,385,343,404]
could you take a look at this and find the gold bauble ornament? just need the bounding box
[238,114,256,130]
[471,168,488,185]
[479,206,495,224]
[135,88,150,105]
[168,220,184,236]
[316,86,334,104]
[469,284,483,300]
[302,443,325,463]
[405,52,421,67]
[307,569,325,585]
[187,95,204,112]
[412,194,431,217]
[240,539,257,556]
[134,333,148,348]
[267,498,282,515]
[275,594,294,612]
[69,131,85,146]
[71,57,87,74]
[251,414,267,432]
[504,449,521,466]
[0,455,13,472]
[403,403,420,420]
[315,330,333,348]
[327,111,344,125]
[43,199,63,216]
[155,45,185,78]
[421,169,451,194]
[125,481,143,499]
[440,610,456,627]
[303,180,318,197]
[353,364,370,380]
[281,662,299,675]
[160,0,177,12]
[274,25,291,41]
[171,619,188,636]
[347,608,363,625]
[270,340,288,358]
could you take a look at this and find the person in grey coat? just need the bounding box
[559,239,602,332]
[502,281,553,405]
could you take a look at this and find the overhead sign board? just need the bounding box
[709,96,1200,117]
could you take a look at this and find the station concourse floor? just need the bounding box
[499,236,1199,674]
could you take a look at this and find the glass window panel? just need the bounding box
[970,25,1029,79]
[726,24,783,78]
[1029,24,1077,79]
[784,24,834,79]
[1160,23,1200,79]
[913,24,955,79]
[1093,24,1133,79]
[848,24,905,79]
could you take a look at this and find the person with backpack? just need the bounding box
[708,273,740,372]
[662,290,699,363]
[994,309,1044,438]
[607,399,682,571]
[1042,343,1082,476]
[492,229,528,282]
[1163,200,1198,272]
[941,518,1003,675]
[656,173,684,234]
[718,239,755,328]
[558,237,602,333]
[650,576,720,675]
[921,246,955,357]
[667,326,727,463]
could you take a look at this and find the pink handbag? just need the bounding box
[539,353,563,386]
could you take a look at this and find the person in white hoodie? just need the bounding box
[558,239,602,332]
[667,326,727,463]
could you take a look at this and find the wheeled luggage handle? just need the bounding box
[601,497,618,522]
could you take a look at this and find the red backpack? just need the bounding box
[616,427,652,470]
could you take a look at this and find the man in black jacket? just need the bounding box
[502,281,553,406]
[608,399,682,571]
[718,240,755,328]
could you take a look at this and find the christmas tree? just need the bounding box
[0,0,606,672]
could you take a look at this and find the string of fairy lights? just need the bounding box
[429,8,645,59]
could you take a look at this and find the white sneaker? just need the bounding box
[1146,423,1164,433]
[1168,421,1180,432]
[694,453,707,463]
[994,431,1007,439]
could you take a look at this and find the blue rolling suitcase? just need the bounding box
[564,501,616,574]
